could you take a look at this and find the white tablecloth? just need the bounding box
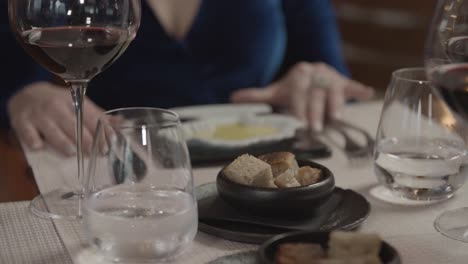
[3,101,468,264]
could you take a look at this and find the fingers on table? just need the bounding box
[229,86,275,104]
[327,85,345,120]
[11,116,44,150]
[345,80,375,100]
[307,88,326,132]
[12,105,99,156]
[35,116,76,156]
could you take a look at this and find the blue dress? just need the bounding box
[0,0,348,128]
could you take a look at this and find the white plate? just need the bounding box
[170,104,272,120]
[181,114,304,148]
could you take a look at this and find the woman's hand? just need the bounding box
[7,81,104,156]
[230,62,374,131]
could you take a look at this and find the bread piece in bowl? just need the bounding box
[317,255,382,264]
[258,152,299,177]
[275,169,301,188]
[252,174,278,188]
[275,243,381,264]
[296,166,321,186]
[276,243,325,264]
[223,154,275,188]
[328,231,382,258]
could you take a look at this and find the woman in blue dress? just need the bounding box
[2,0,374,156]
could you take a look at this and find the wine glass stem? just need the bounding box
[69,81,88,216]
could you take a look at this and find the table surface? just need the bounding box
[2,101,468,264]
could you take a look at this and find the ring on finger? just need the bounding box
[311,73,331,90]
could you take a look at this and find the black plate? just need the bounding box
[259,231,401,264]
[188,137,331,166]
[195,183,371,244]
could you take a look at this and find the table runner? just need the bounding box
[7,100,468,264]
[2,201,467,263]
[13,159,256,263]
[0,201,71,264]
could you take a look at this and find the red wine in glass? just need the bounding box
[431,37,468,120]
[432,64,468,120]
[19,27,134,81]
[8,0,141,220]
[425,0,468,243]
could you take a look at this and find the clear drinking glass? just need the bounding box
[8,0,141,219]
[84,108,198,262]
[374,68,468,201]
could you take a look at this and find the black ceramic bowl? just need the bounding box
[258,231,401,264]
[216,159,335,218]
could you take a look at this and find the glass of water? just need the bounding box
[374,67,468,201]
[83,108,197,262]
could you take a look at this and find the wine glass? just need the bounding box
[425,0,468,242]
[8,0,141,219]
[84,107,197,262]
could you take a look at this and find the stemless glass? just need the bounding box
[84,108,198,262]
[8,0,141,219]
[374,68,468,201]
[425,0,468,242]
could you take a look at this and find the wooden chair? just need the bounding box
[332,0,438,96]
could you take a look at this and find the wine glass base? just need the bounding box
[434,207,468,243]
[29,189,82,220]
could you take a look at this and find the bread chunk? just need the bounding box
[276,243,325,264]
[275,169,301,188]
[258,152,299,177]
[223,154,274,187]
[328,231,382,258]
[273,231,383,264]
[296,166,321,186]
[318,256,382,264]
[252,171,278,188]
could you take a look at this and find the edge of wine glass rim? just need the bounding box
[392,67,429,84]
[99,107,181,129]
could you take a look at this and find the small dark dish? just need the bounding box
[258,231,401,264]
[216,159,335,218]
